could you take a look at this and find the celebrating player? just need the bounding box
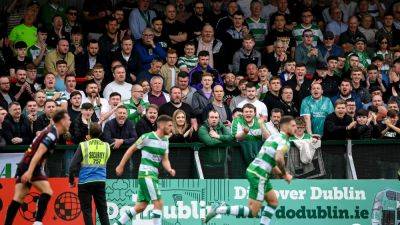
[4,110,71,225]
[204,116,296,225]
[113,115,176,225]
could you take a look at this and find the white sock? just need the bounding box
[152,209,162,225]
[33,222,43,225]
[216,205,251,217]
[118,207,137,225]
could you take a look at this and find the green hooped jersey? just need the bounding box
[247,132,290,179]
[135,132,169,179]
[231,115,263,141]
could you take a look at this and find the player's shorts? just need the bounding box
[246,170,273,202]
[137,176,161,203]
[15,163,48,187]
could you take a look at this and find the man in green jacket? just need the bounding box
[198,110,233,178]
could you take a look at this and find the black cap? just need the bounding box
[353,36,367,44]
[323,31,334,40]
[14,41,27,49]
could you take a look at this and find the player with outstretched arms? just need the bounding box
[204,115,296,225]
[112,115,176,225]
[4,110,71,225]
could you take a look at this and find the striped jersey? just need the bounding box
[245,17,268,48]
[45,89,68,106]
[292,23,323,46]
[27,45,51,77]
[135,132,169,179]
[231,115,263,141]
[177,55,198,71]
[247,132,290,179]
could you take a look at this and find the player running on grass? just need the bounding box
[112,115,176,225]
[204,115,296,225]
[4,110,71,225]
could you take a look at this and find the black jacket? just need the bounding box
[202,103,232,123]
[136,117,157,137]
[193,38,227,73]
[263,52,284,77]
[323,113,352,140]
[75,53,106,77]
[71,115,99,144]
[0,93,15,110]
[33,114,51,135]
[102,118,137,146]
[3,115,33,145]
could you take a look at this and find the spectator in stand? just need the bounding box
[170,109,196,142]
[292,9,323,46]
[25,64,41,92]
[46,15,67,49]
[350,109,374,140]
[133,28,167,73]
[295,29,325,74]
[27,27,49,79]
[237,82,268,120]
[82,81,109,120]
[33,99,57,135]
[350,68,370,105]
[3,102,32,145]
[215,0,239,39]
[301,82,334,136]
[194,24,226,72]
[69,27,85,56]
[198,110,233,178]
[152,17,168,49]
[98,17,121,58]
[44,38,75,75]
[376,13,400,50]
[163,4,188,53]
[192,73,214,121]
[177,71,197,105]
[84,64,108,95]
[136,59,163,83]
[366,64,386,96]
[269,0,294,30]
[318,31,344,62]
[232,34,261,75]
[338,16,366,54]
[23,99,39,119]
[186,1,208,38]
[202,85,232,124]
[113,36,137,83]
[290,116,312,140]
[222,11,249,58]
[9,68,34,109]
[209,0,226,28]
[175,0,191,23]
[313,62,340,98]
[263,76,282,116]
[40,0,66,31]
[82,0,112,39]
[9,41,31,78]
[257,66,270,100]
[143,76,170,106]
[358,14,377,48]
[0,107,7,147]
[136,104,158,137]
[230,79,248,112]
[71,102,98,144]
[332,78,363,110]
[64,7,80,37]
[393,3,400,30]
[245,0,268,50]
[34,90,46,114]
[287,63,312,105]
[177,42,198,73]
[75,39,105,78]
[189,51,222,90]
[223,73,240,106]
[103,65,133,101]
[326,6,348,41]
[67,91,82,122]
[323,99,354,140]
[387,99,399,112]
[159,86,197,129]
[263,40,287,77]
[279,60,296,85]
[100,92,122,123]
[8,9,37,47]
[279,86,299,117]
[63,74,84,100]
[123,84,149,124]
[43,73,68,109]
[160,49,179,91]
[245,63,260,83]
[377,109,400,139]
[139,79,150,95]
[265,14,295,57]
[129,0,157,40]
[54,60,68,91]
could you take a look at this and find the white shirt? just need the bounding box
[81,97,110,119]
[88,55,96,69]
[103,81,133,101]
[265,121,280,136]
[237,98,269,118]
[170,67,176,87]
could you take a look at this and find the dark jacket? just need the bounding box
[33,114,51,135]
[0,93,15,110]
[112,51,137,83]
[193,38,227,73]
[75,53,106,77]
[71,115,99,144]
[323,113,352,140]
[350,124,373,140]
[136,117,157,137]
[331,92,363,110]
[102,118,137,146]
[3,115,33,145]
[263,52,284,77]
[202,102,232,124]
[191,89,213,119]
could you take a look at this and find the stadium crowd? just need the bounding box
[1,0,400,148]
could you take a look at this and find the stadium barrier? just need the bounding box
[0,140,399,179]
[0,178,399,225]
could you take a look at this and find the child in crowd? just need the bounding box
[350,109,374,139]
[177,42,198,72]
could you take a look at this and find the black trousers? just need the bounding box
[78,182,110,225]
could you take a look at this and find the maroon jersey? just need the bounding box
[21,125,58,165]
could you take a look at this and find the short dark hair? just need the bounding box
[387,109,398,118]
[208,109,220,117]
[52,110,68,123]
[178,71,189,78]
[327,56,337,62]
[81,102,94,110]
[44,99,57,107]
[296,62,306,68]
[8,102,20,110]
[335,99,346,107]
[246,82,256,89]
[242,103,256,112]
[70,90,82,99]
[88,39,99,45]
[89,122,102,138]
[56,60,67,66]
[109,92,121,99]
[271,108,284,115]
[152,16,163,24]
[198,50,209,57]
[157,115,173,125]
[367,64,378,71]
[279,115,294,126]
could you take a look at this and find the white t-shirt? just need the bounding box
[103,81,133,101]
[237,98,269,118]
[81,97,110,119]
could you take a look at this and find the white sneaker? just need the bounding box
[33,222,43,225]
